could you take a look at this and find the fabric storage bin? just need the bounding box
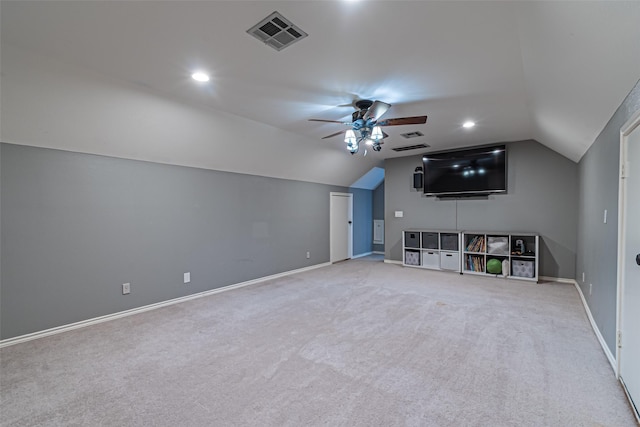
[511,260,534,278]
[405,250,421,266]
[440,233,459,251]
[422,251,439,268]
[487,236,509,255]
[440,252,460,271]
[404,232,420,248]
[421,232,438,249]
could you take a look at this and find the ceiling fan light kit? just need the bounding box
[309,99,427,155]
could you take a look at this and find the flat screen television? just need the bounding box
[422,145,507,197]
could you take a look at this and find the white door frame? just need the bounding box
[330,192,353,263]
[616,107,640,422]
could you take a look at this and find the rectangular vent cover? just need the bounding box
[247,12,308,51]
[392,143,430,152]
[401,131,424,139]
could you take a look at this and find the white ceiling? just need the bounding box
[2,1,639,170]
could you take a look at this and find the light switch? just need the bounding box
[184,272,191,284]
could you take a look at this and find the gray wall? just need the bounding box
[373,182,385,253]
[349,188,373,256]
[0,143,347,339]
[384,140,579,279]
[576,79,640,355]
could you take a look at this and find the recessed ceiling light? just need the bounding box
[463,121,476,128]
[191,72,210,82]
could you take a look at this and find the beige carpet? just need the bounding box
[1,256,635,426]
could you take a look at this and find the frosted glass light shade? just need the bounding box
[344,129,357,145]
[371,126,383,141]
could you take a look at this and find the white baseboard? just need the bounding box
[572,280,617,375]
[539,275,576,284]
[352,251,384,258]
[620,376,640,424]
[352,251,373,259]
[0,262,331,349]
[384,259,403,265]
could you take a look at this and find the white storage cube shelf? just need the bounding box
[403,230,539,283]
[402,230,461,273]
[462,231,539,282]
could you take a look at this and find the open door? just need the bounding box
[617,109,640,422]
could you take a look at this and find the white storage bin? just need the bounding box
[422,251,440,269]
[440,252,460,271]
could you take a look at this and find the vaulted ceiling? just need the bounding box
[2,1,639,184]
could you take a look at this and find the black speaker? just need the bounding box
[413,173,423,189]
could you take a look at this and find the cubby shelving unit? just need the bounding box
[462,231,539,282]
[402,230,462,272]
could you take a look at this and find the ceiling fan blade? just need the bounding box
[308,119,350,124]
[378,116,428,126]
[321,130,346,140]
[363,100,391,122]
[382,131,389,139]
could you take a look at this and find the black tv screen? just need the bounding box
[422,145,507,196]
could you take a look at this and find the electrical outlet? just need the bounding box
[306,251,310,259]
[582,272,585,283]
[184,272,191,284]
[122,283,131,295]
[589,283,592,296]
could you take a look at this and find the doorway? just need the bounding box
[617,108,640,422]
[330,192,353,263]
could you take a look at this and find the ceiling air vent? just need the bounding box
[247,12,308,51]
[401,131,424,139]
[392,144,430,152]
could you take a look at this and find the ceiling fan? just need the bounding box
[309,99,427,155]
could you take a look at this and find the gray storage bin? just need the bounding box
[421,232,438,249]
[512,260,534,278]
[404,232,420,248]
[440,233,459,251]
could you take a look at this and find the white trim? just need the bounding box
[573,280,617,374]
[0,262,331,349]
[373,251,385,255]
[539,275,577,284]
[616,109,640,418]
[620,376,640,424]
[352,251,373,259]
[384,259,403,265]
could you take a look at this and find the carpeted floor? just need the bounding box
[1,256,635,426]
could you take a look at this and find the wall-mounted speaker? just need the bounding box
[413,173,423,189]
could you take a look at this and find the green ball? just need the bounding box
[486,258,502,274]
